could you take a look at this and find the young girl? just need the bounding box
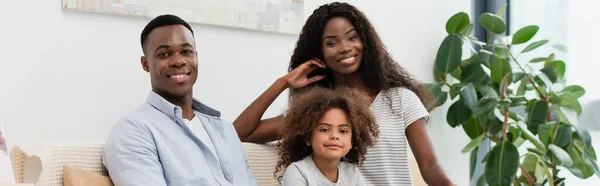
[234,2,456,185]
[275,87,378,186]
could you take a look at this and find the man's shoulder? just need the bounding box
[110,102,162,134]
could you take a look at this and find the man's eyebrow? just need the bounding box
[154,45,170,53]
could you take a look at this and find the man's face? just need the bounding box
[141,25,198,99]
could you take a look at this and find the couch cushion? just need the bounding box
[63,165,113,186]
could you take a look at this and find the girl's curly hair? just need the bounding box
[288,2,436,111]
[274,87,379,182]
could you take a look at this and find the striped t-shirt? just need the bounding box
[359,87,429,186]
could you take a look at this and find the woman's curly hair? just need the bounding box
[288,2,436,111]
[274,87,379,182]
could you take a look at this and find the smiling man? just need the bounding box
[103,14,257,186]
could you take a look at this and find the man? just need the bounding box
[103,14,257,186]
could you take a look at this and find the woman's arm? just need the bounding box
[233,60,326,143]
[406,118,456,186]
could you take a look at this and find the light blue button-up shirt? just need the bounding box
[103,91,257,186]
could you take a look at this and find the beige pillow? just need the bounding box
[63,165,113,186]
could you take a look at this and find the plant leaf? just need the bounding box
[485,141,520,186]
[549,144,574,167]
[538,123,554,147]
[473,98,499,118]
[461,62,491,85]
[553,44,568,53]
[523,154,538,172]
[541,67,558,83]
[582,153,600,179]
[450,65,463,80]
[463,118,481,139]
[461,83,478,110]
[559,92,582,115]
[561,85,586,98]
[557,107,592,148]
[512,25,539,44]
[446,12,471,34]
[479,13,506,34]
[435,34,463,75]
[512,72,524,83]
[499,73,512,97]
[447,99,471,127]
[554,124,572,148]
[477,49,494,67]
[470,147,478,179]
[567,143,595,178]
[433,66,446,82]
[521,40,549,53]
[526,100,548,135]
[517,80,527,96]
[491,58,512,84]
[494,47,509,58]
[517,122,546,152]
[459,23,475,36]
[462,134,486,153]
[547,60,566,81]
[480,85,499,99]
[530,57,549,63]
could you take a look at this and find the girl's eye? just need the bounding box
[319,128,329,132]
[340,129,349,134]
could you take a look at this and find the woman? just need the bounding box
[234,2,455,186]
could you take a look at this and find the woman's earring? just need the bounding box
[306,141,311,146]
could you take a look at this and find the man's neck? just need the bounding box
[155,90,195,120]
[312,155,340,183]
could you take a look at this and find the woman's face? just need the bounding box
[309,108,353,161]
[321,17,364,76]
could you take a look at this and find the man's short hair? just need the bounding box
[140,14,194,51]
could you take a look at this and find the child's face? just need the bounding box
[309,108,352,161]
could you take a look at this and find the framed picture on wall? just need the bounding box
[61,0,305,35]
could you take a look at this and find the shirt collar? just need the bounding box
[146,91,221,121]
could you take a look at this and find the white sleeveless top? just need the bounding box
[359,87,429,186]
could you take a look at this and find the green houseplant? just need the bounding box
[428,10,600,186]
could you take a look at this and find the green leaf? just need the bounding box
[512,72,524,83]
[450,65,463,80]
[491,58,512,84]
[582,153,600,179]
[523,154,538,172]
[535,71,554,89]
[541,67,558,83]
[521,40,549,53]
[460,83,478,110]
[459,23,475,36]
[461,62,491,85]
[557,107,592,148]
[547,60,566,81]
[485,141,520,186]
[447,99,472,127]
[586,146,597,160]
[462,134,486,153]
[538,123,554,147]
[549,144,573,167]
[553,44,568,53]
[488,118,503,134]
[512,25,539,44]
[427,83,448,107]
[476,175,486,186]
[517,122,546,152]
[480,86,499,100]
[568,143,595,178]
[446,12,471,34]
[463,118,481,139]
[435,34,463,75]
[526,100,548,135]
[517,80,527,96]
[433,66,446,82]
[479,13,506,34]
[499,73,512,97]
[473,98,499,118]
[509,96,528,107]
[494,47,509,58]
[470,147,478,179]
[530,57,549,63]
[477,49,494,67]
[561,85,586,98]
[554,124,572,148]
[559,92,582,115]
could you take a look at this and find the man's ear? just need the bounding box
[141,56,149,72]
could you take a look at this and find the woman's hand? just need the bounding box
[281,59,327,89]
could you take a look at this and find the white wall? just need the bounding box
[0,0,471,185]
